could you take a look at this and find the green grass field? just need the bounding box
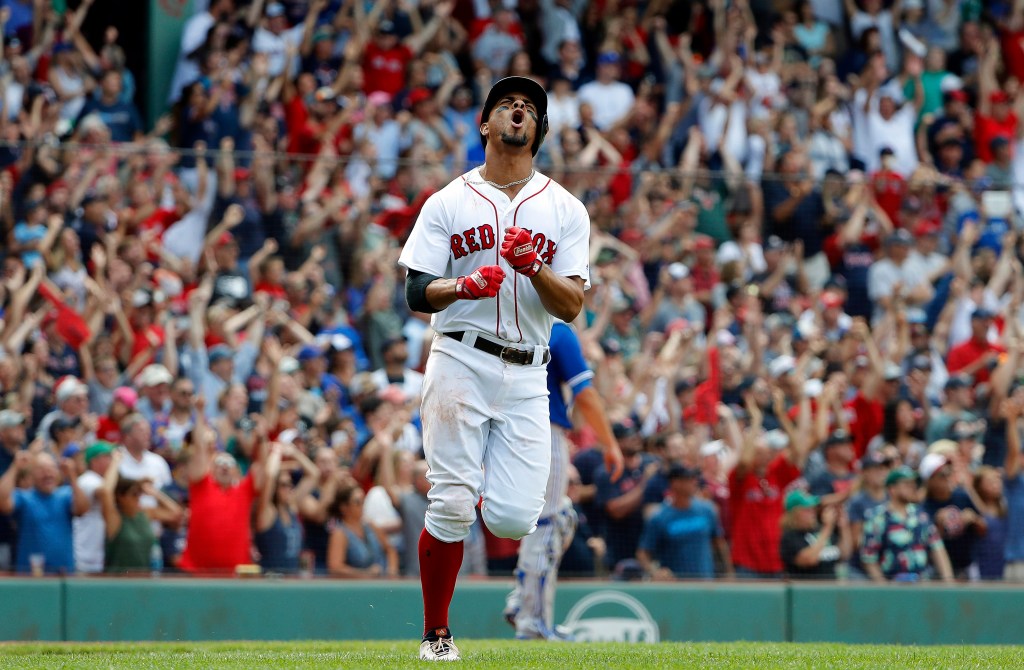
[0,640,1020,669]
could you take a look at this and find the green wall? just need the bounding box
[4,578,1024,644]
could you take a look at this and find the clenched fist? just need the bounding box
[455,265,505,300]
[500,226,542,277]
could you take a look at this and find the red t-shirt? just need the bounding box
[179,473,257,572]
[947,337,1005,385]
[975,111,1018,163]
[362,43,414,96]
[847,392,883,460]
[96,416,122,444]
[728,454,801,573]
[870,169,906,227]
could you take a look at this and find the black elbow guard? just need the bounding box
[406,269,442,314]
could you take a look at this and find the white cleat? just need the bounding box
[420,636,461,661]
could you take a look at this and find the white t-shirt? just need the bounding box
[576,80,635,131]
[864,101,918,177]
[118,447,172,512]
[72,470,105,573]
[252,25,305,77]
[546,93,581,139]
[363,484,403,551]
[398,168,591,346]
[370,368,425,400]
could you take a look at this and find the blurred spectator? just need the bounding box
[179,418,265,573]
[255,442,318,574]
[861,466,954,582]
[636,464,731,580]
[780,491,852,580]
[0,451,89,574]
[847,450,893,578]
[729,394,812,578]
[919,452,985,578]
[594,420,660,570]
[326,481,397,578]
[72,441,115,574]
[100,450,182,573]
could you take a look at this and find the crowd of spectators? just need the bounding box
[0,0,1023,583]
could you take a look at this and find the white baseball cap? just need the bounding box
[919,452,949,481]
[769,355,796,379]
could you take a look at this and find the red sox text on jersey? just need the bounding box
[449,224,558,266]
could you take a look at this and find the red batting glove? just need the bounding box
[455,265,505,300]
[500,226,542,277]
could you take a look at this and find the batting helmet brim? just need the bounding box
[479,76,549,156]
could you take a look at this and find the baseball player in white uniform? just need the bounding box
[398,76,592,662]
[503,321,623,641]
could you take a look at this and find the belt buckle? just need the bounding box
[499,346,521,365]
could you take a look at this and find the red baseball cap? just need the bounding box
[693,235,715,250]
[821,291,844,309]
[991,90,1012,104]
[913,219,941,237]
[216,231,236,247]
[946,89,968,104]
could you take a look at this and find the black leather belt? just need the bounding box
[443,331,550,366]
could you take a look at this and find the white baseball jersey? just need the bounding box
[398,167,591,346]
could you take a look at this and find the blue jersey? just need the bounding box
[547,322,594,430]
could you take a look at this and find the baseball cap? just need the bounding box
[700,440,725,457]
[764,429,790,450]
[112,386,138,409]
[667,262,690,280]
[377,19,397,35]
[279,356,300,375]
[824,429,853,448]
[208,345,234,364]
[971,307,996,320]
[62,443,82,459]
[693,234,715,251]
[885,229,913,246]
[601,338,622,356]
[764,236,787,253]
[927,439,958,458]
[215,231,237,247]
[821,291,844,309]
[137,364,174,388]
[51,414,81,435]
[913,219,941,237]
[945,89,968,104]
[407,87,433,108]
[950,420,980,441]
[886,466,918,487]
[56,377,88,403]
[861,451,892,469]
[479,76,549,156]
[883,362,903,381]
[910,353,931,371]
[991,90,1011,105]
[944,374,971,391]
[666,463,700,480]
[769,355,796,379]
[784,489,819,511]
[879,146,895,157]
[85,441,114,464]
[596,51,622,66]
[918,452,949,481]
[266,2,285,17]
[612,420,638,439]
[297,345,324,362]
[0,409,25,428]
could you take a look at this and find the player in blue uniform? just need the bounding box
[504,321,622,639]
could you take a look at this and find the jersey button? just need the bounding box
[505,320,513,326]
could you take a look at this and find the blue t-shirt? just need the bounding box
[1004,473,1024,563]
[638,499,721,578]
[76,99,142,142]
[595,455,663,568]
[13,486,75,574]
[921,488,978,572]
[547,322,594,431]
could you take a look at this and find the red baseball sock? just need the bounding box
[419,528,464,637]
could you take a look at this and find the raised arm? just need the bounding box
[99,449,125,539]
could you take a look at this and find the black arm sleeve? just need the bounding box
[405,269,443,314]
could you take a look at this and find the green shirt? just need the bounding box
[105,511,154,573]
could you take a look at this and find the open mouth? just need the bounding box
[511,109,524,129]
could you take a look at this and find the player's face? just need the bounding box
[486,93,538,149]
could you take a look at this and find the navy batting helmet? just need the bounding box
[479,76,549,156]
